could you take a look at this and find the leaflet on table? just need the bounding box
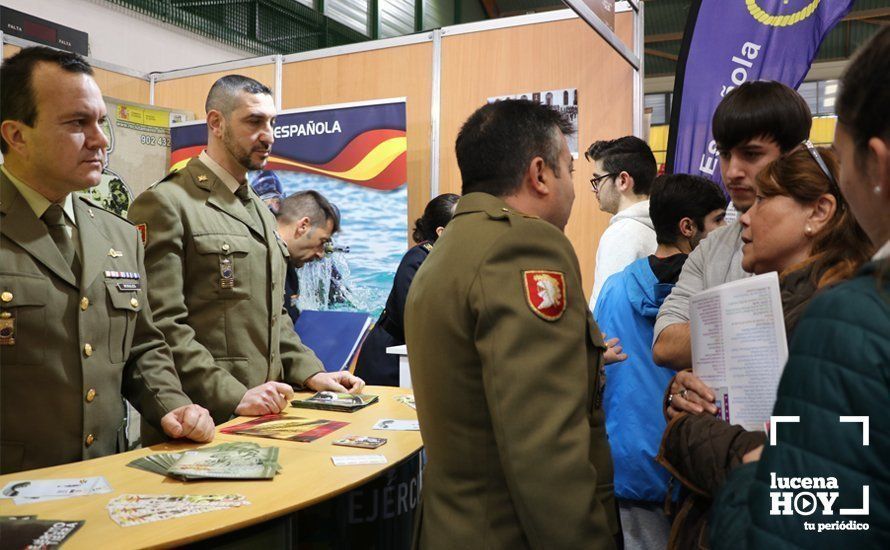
[690,272,788,431]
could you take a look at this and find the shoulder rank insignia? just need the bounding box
[523,270,567,321]
[197,174,209,182]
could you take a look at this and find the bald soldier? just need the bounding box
[0,47,214,474]
[405,100,619,548]
[128,75,363,426]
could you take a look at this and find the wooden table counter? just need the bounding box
[0,386,422,549]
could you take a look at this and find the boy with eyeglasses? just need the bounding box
[586,136,658,307]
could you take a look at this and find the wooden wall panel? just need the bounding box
[439,14,636,298]
[92,67,150,104]
[281,43,433,245]
[3,44,21,58]
[154,65,277,118]
[4,44,149,104]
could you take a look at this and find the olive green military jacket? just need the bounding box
[405,192,618,549]
[0,174,192,474]
[127,158,323,423]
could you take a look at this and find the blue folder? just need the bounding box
[294,310,372,372]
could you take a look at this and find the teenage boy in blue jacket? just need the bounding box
[594,173,728,548]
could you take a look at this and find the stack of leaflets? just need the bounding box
[127,442,281,480]
[0,516,84,547]
[291,391,378,412]
[106,494,249,527]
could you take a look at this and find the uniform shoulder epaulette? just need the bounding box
[75,194,135,225]
[146,166,182,190]
[421,242,433,253]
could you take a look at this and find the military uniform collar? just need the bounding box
[1,165,76,225]
[199,150,245,194]
[454,192,539,221]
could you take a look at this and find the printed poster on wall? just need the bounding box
[78,98,190,216]
[487,88,579,157]
[170,98,408,317]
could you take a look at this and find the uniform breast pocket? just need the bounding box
[0,274,47,366]
[192,234,253,301]
[106,281,142,363]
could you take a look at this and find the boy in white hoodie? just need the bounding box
[586,136,658,307]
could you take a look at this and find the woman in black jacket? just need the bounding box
[354,193,459,385]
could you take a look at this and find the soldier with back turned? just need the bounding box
[405,99,620,549]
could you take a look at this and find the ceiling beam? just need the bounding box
[645,48,678,62]
[479,0,500,19]
[645,32,682,44]
[842,7,890,21]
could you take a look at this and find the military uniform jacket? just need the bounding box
[404,193,618,549]
[127,158,323,423]
[0,174,191,474]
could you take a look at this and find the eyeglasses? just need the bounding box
[800,140,843,207]
[589,173,618,192]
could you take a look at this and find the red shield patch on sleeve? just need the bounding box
[523,270,567,321]
[136,223,147,244]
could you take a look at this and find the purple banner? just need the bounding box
[666,0,853,187]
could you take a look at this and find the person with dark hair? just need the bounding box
[405,99,619,548]
[661,145,874,550]
[707,27,890,550]
[251,170,284,214]
[585,136,659,305]
[0,47,214,474]
[593,174,726,549]
[354,193,459,385]
[274,190,341,324]
[653,81,812,371]
[128,74,363,433]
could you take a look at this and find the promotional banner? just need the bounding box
[78,98,190,216]
[170,99,408,316]
[665,0,853,187]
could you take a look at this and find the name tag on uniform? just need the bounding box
[116,282,142,292]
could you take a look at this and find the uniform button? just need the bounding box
[130,298,139,308]
[86,389,96,402]
[85,434,95,447]
[501,208,509,212]
[222,243,230,252]
[1,291,12,303]
[83,343,93,357]
[80,297,90,311]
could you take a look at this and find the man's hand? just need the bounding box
[666,370,718,418]
[235,381,295,416]
[160,404,215,442]
[603,334,628,365]
[306,371,365,394]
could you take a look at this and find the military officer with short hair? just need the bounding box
[405,100,620,549]
[0,47,214,474]
[128,75,363,426]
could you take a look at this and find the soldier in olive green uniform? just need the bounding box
[405,100,619,549]
[0,48,214,474]
[128,75,363,425]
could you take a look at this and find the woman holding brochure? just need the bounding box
[709,28,890,549]
[656,144,872,549]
